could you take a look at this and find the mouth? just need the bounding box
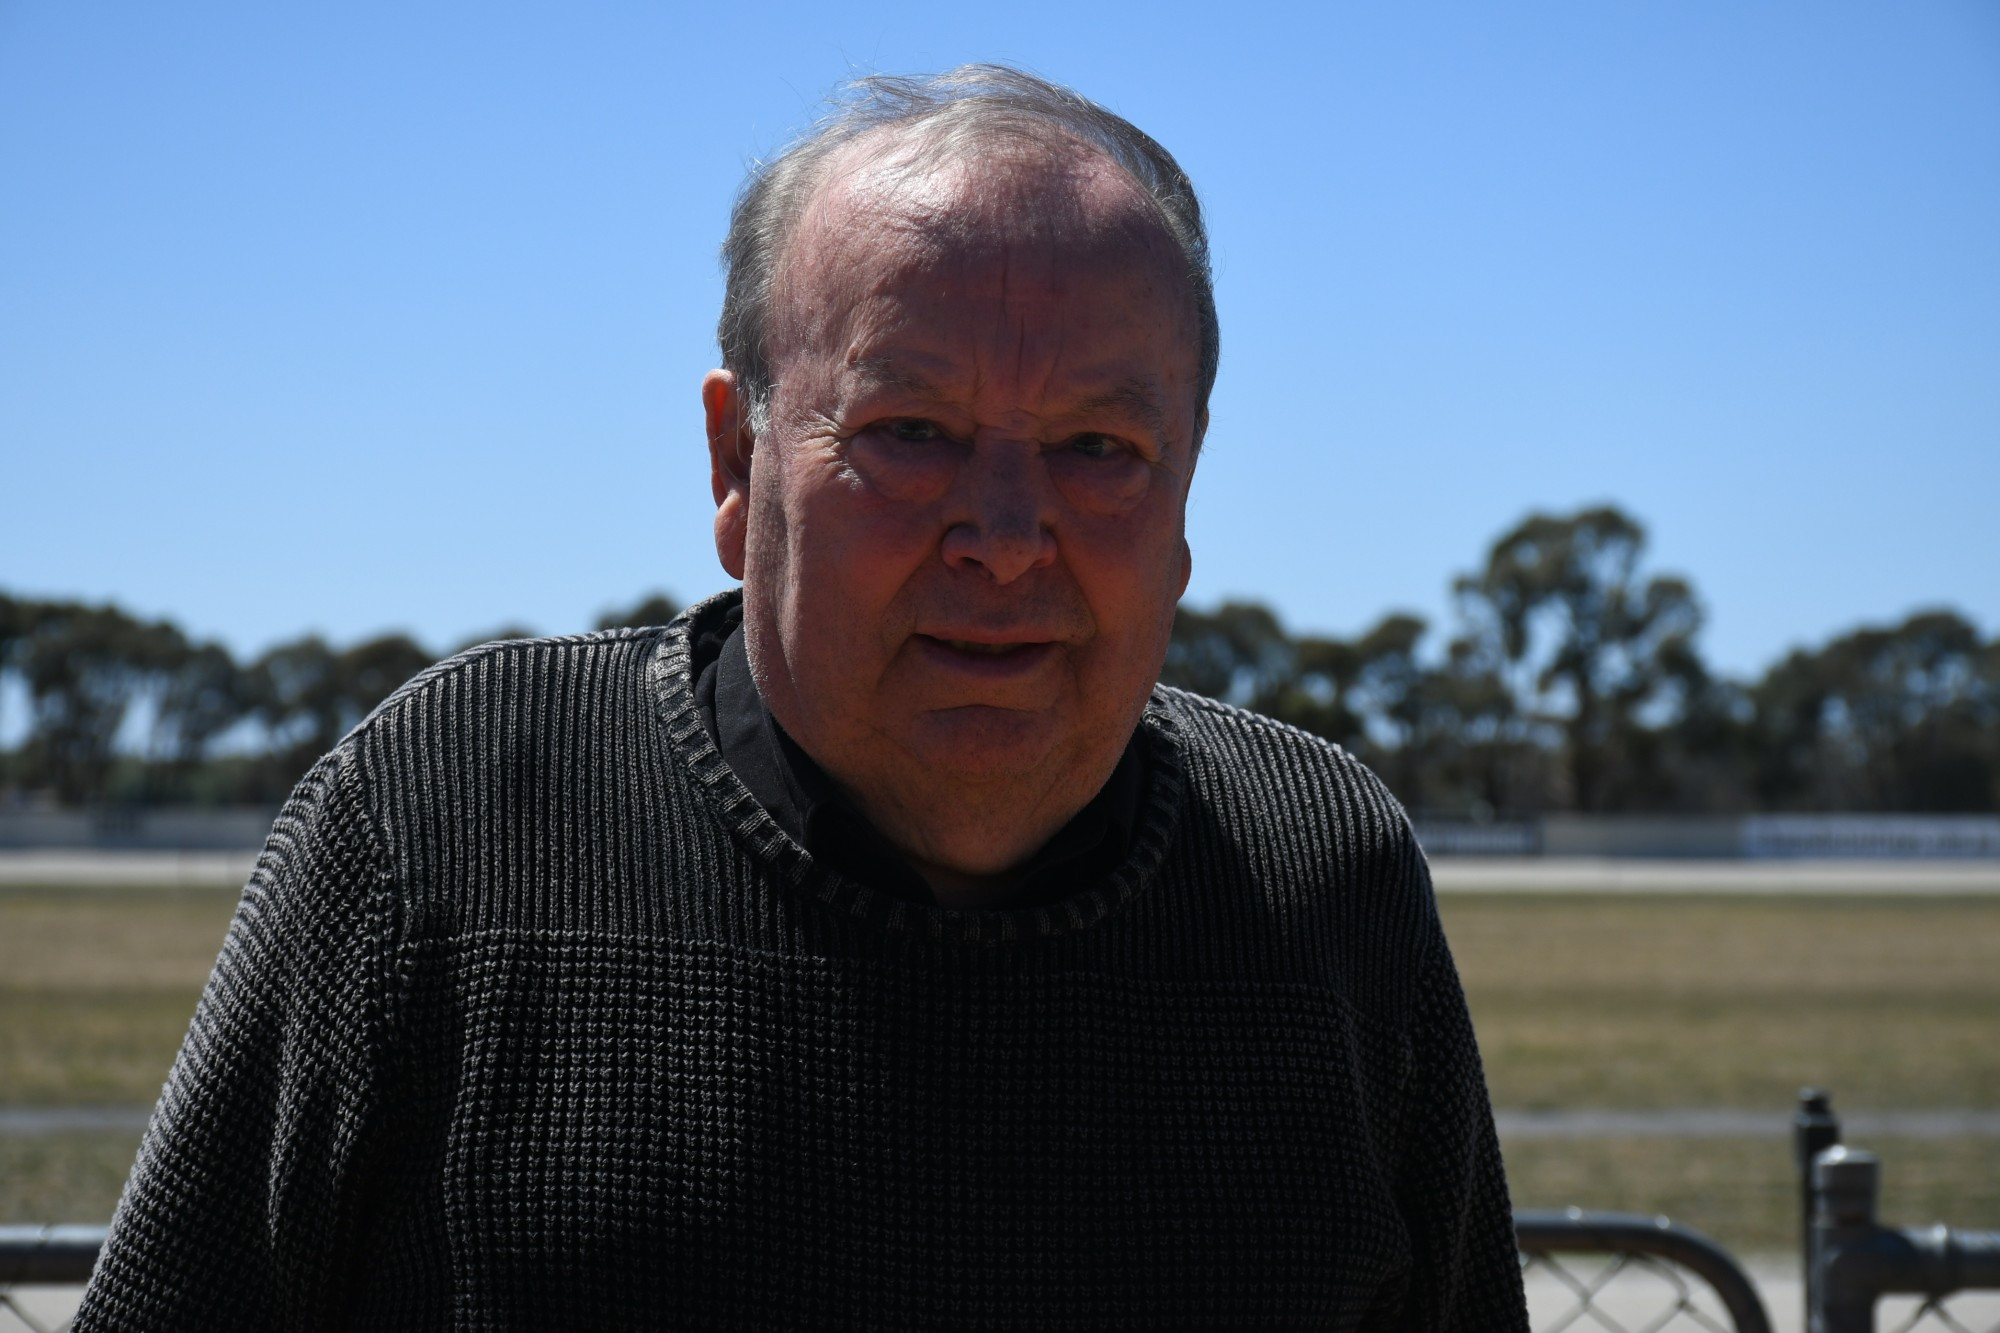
[914,634,1060,677]
[938,638,1038,656]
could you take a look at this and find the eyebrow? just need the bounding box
[1071,379,1170,444]
[844,357,944,399]
[845,358,1172,443]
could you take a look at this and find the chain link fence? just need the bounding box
[1878,1299,2000,1333]
[0,1292,74,1333]
[0,1216,1788,1333]
[4,1218,1775,1333]
[1518,1209,1772,1331]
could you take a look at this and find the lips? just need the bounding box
[914,634,1060,679]
[940,638,1035,656]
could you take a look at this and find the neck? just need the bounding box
[904,855,1030,910]
[834,767,1089,902]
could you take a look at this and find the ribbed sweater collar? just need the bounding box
[648,589,1190,945]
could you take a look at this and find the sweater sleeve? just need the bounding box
[73,745,403,1332]
[1380,873,1530,1331]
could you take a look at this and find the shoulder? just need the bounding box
[1150,684,1412,842]
[336,623,677,786]
[1147,685,1441,1010]
[353,624,672,738]
[321,620,698,918]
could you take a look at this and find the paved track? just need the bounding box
[0,850,254,887]
[1495,1108,2000,1139]
[1432,856,2000,894]
[11,1103,1997,1140]
[7,849,2000,893]
[11,1259,1996,1328]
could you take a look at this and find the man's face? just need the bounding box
[707,142,1202,875]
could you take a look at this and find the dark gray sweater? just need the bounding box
[76,592,1527,1331]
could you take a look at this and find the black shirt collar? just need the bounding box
[693,609,1145,908]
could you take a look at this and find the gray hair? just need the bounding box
[717,64,1219,438]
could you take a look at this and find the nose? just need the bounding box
[939,440,1058,584]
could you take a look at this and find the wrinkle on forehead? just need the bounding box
[810,125,1141,241]
[771,131,1191,354]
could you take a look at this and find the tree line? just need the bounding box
[0,593,677,808]
[3,509,1994,814]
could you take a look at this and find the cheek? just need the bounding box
[844,435,958,504]
[1068,518,1188,641]
[1046,453,1152,514]
[763,460,938,621]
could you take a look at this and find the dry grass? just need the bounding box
[4,883,1998,1248]
[0,1131,143,1225]
[0,887,238,1106]
[1441,892,2000,1255]
[1502,1134,2000,1258]
[1441,894,2000,1110]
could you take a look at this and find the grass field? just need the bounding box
[1440,894,2000,1110]
[1445,892,2000,1252]
[2,883,1995,1256]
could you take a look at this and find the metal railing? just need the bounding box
[1801,1092,2000,1333]
[0,1215,1782,1333]
[0,1227,100,1333]
[1800,1088,2000,1328]
[3,1215,1774,1333]
[1518,1208,1773,1331]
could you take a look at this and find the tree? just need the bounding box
[1751,610,1997,812]
[598,593,682,631]
[245,634,344,778]
[0,594,49,772]
[1389,640,1554,818]
[453,625,539,654]
[148,640,250,797]
[340,634,433,719]
[15,602,186,804]
[246,632,434,792]
[1163,602,1431,768]
[1453,505,1703,811]
[1161,601,1294,708]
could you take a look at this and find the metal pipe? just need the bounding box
[0,1224,106,1285]
[1515,1207,1774,1333]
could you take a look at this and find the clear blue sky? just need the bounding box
[4,1,1996,678]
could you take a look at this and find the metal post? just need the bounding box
[1796,1087,1841,1331]
[1812,1145,1880,1333]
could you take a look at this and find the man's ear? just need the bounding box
[1173,409,1204,601]
[703,369,754,580]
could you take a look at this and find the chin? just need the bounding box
[904,705,1074,782]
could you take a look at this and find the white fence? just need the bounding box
[4,808,1998,860]
[1413,814,2000,860]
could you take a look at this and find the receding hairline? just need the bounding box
[716,64,1220,437]
[768,127,1202,356]
[799,120,1178,239]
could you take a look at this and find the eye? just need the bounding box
[886,418,944,443]
[1066,432,1122,459]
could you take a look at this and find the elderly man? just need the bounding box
[78,67,1527,1329]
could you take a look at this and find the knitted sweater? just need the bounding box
[76,592,1528,1331]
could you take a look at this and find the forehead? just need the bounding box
[795,122,1172,251]
[770,136,1199,390]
